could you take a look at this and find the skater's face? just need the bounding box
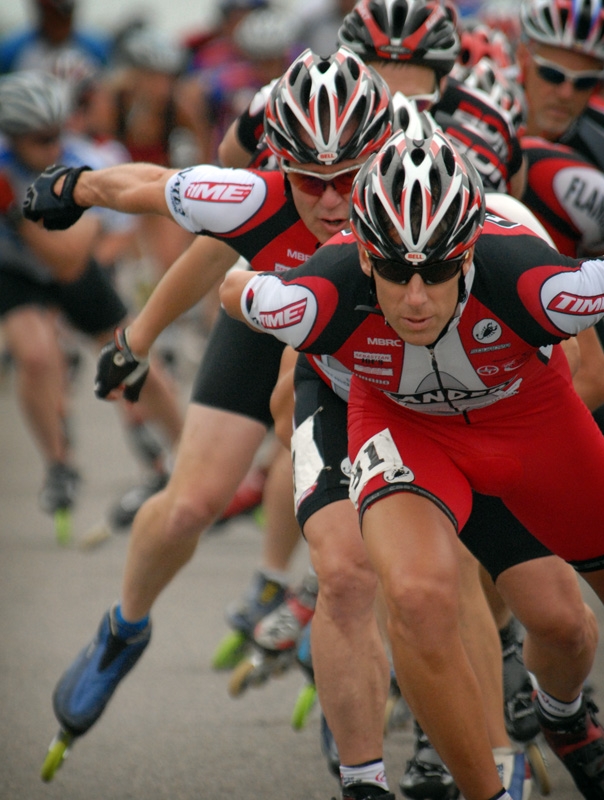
[284,158,365,244]
[518,41,603,140]
[12,128,62,172]
[359,245,474,346]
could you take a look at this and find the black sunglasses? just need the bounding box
[531,53,603,91]
[370,252,469,285]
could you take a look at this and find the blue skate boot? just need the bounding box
[41,605,151,781]
[53,604,151,736]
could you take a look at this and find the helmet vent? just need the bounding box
[410,145,425,166]
[442,144,455,175]
[391,0,410,39]
[429,165,442,207]
[410,181,423,242]
[576,4,592,40]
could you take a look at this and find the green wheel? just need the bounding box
[291,683,317,730]
[40,731,72,782]
[211,630,249,671]
[54,508,72,546]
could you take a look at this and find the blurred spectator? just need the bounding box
[293,0,357,55]
[0,70,182,523]
[0,0,111,77]
[176,5,300,165]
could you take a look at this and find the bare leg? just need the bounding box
[305,499,390,766]
[496,556,598,702]
[260,443,301,572]
[3,307,69,464]
[120,404,267,620]
[457,540,510,749]
[362,492,503,800]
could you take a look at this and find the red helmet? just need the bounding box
[338,0,460,77]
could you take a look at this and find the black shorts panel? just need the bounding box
[0,262,127,336]
[190,307,285,425]
[460,492,553,581]
[293,356,351,529]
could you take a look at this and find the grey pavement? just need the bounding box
[0,350,599,799]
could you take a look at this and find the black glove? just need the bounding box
[95,328,150,402]
[22,164,92,230]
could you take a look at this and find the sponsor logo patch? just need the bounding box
[184,182,253,202]
[547,292,604,315]
[259,299,307,329]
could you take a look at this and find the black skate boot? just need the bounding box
[109,471,169,529]
[399,721,459,799]
[500,617,540,743]
[535,694,604,799]
[337,786,395,800]
[39,462,80,514]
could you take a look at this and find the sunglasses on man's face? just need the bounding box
[370,251,469,286]
[282,162,361,197]
[531,53,603,91]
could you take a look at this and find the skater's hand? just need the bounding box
[95,328,150,402]
[23,164,91,230]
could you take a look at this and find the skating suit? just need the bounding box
[164,164,321,424]
[237,217,604,569]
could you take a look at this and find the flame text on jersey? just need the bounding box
[184,182,254,202]
[259,299,307,329]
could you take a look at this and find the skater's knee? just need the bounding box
[314,548,378,616]
[526,601,597,658]
[385,574,458,651]
[160,488,220,542]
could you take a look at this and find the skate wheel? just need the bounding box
[291,683,317,730]
[228,659,256,697]
[78,522,112,551]
[40,730,73,782]
[211,630,250,671]
[54,509,72,546]
[526,740,551,796]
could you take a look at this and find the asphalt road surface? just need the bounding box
[0,349,600,800]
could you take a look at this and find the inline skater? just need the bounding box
[24,48,399,799]
[0,69,181,537]
[219,126,604,800]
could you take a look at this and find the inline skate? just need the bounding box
[40,604,151,781]
[39,461,80,545]
[211,569,288,670]
[227,570,317,696]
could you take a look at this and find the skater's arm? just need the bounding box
[219,269,257,323]
[127,236,240,357]
[24,163,178,230]
[58,163,176,216]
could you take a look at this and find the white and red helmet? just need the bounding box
[264,47,393,166]
[520,0,604,60]
[338,0,460,77]
[350,128,485,262]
